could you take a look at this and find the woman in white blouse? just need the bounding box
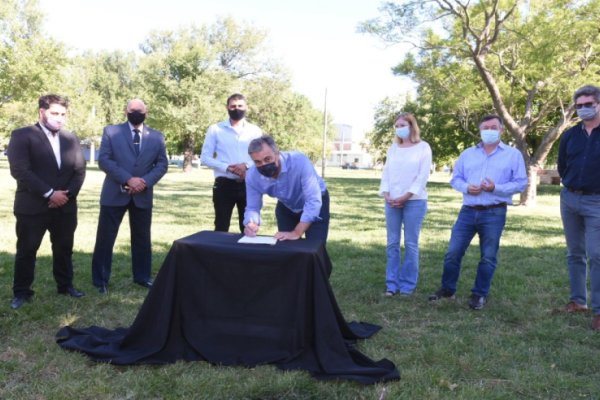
[379,112,432,296]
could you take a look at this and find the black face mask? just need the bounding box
[127,111,146,125]
[257,162,278,178]
[228,108,246,121]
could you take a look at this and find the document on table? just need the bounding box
[238,235,278,245]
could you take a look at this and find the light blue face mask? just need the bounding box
[576,105,598,121]
[480,129,500,144]
[395,126,410,139]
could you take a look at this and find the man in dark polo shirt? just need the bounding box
[557,84,600,331]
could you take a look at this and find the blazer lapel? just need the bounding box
[139,127,153,155]
[36,123,60,170]
[58,131,73,170]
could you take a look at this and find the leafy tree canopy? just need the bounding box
[0,8,331,169]
[361,0,600,203]
[0,0,66,146]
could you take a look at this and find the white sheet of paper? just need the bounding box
[237,235,277,245]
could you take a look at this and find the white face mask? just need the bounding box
[44,117,65,132]
[395,126,410,139]
[576,105,598,121]
[480,129,500,144]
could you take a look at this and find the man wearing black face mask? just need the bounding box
[91,99,168,294]
[558,84,600,330]
[200,93,262,233]
[243,135,330,243]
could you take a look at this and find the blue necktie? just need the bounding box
[133,129,140,155]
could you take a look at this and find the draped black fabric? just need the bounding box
[56,231,400,384]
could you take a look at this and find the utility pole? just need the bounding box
[90,105,96,165]
[321,88,327,177]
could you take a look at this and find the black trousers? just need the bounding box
[91,201,152,287]
[275,190,330,243]
[212,177,246,233]
[13,209,78,297]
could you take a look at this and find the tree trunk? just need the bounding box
[520,164,538,206]
[182,134,196,173]
[182,151,194,172]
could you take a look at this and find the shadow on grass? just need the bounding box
[324,238,597,380]
[324,234,572,335]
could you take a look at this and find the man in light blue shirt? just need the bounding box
[429,115,528,310]
[200,94,262,233]
[243,135,329,242]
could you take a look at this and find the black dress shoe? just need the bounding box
[10,296,31,310]
[134,279,153,289]
[58,287,85,298]
[97,286,108,295]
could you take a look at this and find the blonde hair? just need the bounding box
[394,112,421,144]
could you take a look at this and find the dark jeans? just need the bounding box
[275,190,330,243]
[441,205,507,297]
[560,189,600,314]
[13,210,78,297]
[213,177,246,233]
[91,201,152,287]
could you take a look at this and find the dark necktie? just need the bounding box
[133,129,140,155]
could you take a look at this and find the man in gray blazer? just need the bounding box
[91,99,168,294]
[7,94,86,309]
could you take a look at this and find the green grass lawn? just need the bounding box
[0,159,598,399]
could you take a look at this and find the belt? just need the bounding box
[566,187,600,196]
[467,202,507,210]
[215,176,244,184]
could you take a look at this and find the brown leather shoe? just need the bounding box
[593,315,600,331]
[565,301,588,313]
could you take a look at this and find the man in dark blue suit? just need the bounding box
[91,99,168,294]
[7,94,86,309]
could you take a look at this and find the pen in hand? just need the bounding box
[244,221,259,237]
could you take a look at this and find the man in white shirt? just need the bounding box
[200,94,262,232]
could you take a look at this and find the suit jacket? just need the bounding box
[98,122,168,209]
[7,123,86,215]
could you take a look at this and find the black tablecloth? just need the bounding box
[56,231,399,384]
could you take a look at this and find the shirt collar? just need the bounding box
[476,141,506,151]
[278,152,289,174]
[39,122,57,137]
[128,122,144,132]
[226,119,246,129]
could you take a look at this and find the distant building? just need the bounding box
[326,123,373,168]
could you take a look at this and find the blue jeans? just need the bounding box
[441,205,507,297]
[385,200,427,294]
[560,189,600,315]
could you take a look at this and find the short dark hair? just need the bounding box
[38,94,69,110]
[479,114,503,127]
[573,85,600,103]
[248,135,278,154]
[227,93,246,106]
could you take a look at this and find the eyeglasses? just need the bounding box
[575,102,597,109]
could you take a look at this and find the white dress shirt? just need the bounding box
[200,119,262,180]
[39,122,61,198]
[40,122,61,169]
[128,122,144,151]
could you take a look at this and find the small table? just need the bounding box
[57,231,399,384]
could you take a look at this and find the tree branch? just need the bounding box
[530,101,575,167]
[495,48,526,89]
